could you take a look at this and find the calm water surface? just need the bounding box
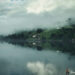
[0,42,75,75]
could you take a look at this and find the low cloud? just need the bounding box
[27,62,57,75]
[26,0,75,14]
[0,0,75,35]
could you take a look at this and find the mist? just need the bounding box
[0,0,75,35]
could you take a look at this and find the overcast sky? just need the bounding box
[0,0,75,35]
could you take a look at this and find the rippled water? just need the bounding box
[0,42,75,75]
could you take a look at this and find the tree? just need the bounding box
[37,29,43,33]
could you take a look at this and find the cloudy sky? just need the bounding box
[0,0,75,35]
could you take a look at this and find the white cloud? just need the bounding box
[26,0,75,14]
[27,62,57,75]
[26,0,57,14]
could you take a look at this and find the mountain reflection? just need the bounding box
[3,39,75,55]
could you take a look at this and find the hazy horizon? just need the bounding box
[0,0,75,35]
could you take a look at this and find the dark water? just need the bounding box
[0,42,75,75]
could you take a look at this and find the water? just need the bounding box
[0,42,75,75]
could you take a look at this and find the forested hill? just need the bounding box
[4,24,75,41]
[1,18,75,54]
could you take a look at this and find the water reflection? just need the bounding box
[4,39,75,55]
[0,42,75,75]
[27,62,57,75]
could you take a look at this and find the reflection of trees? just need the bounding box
[36,46,43,51]
[5,38,75,55]
[50,40,75,55]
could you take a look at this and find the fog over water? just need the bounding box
[0,0,75,35]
